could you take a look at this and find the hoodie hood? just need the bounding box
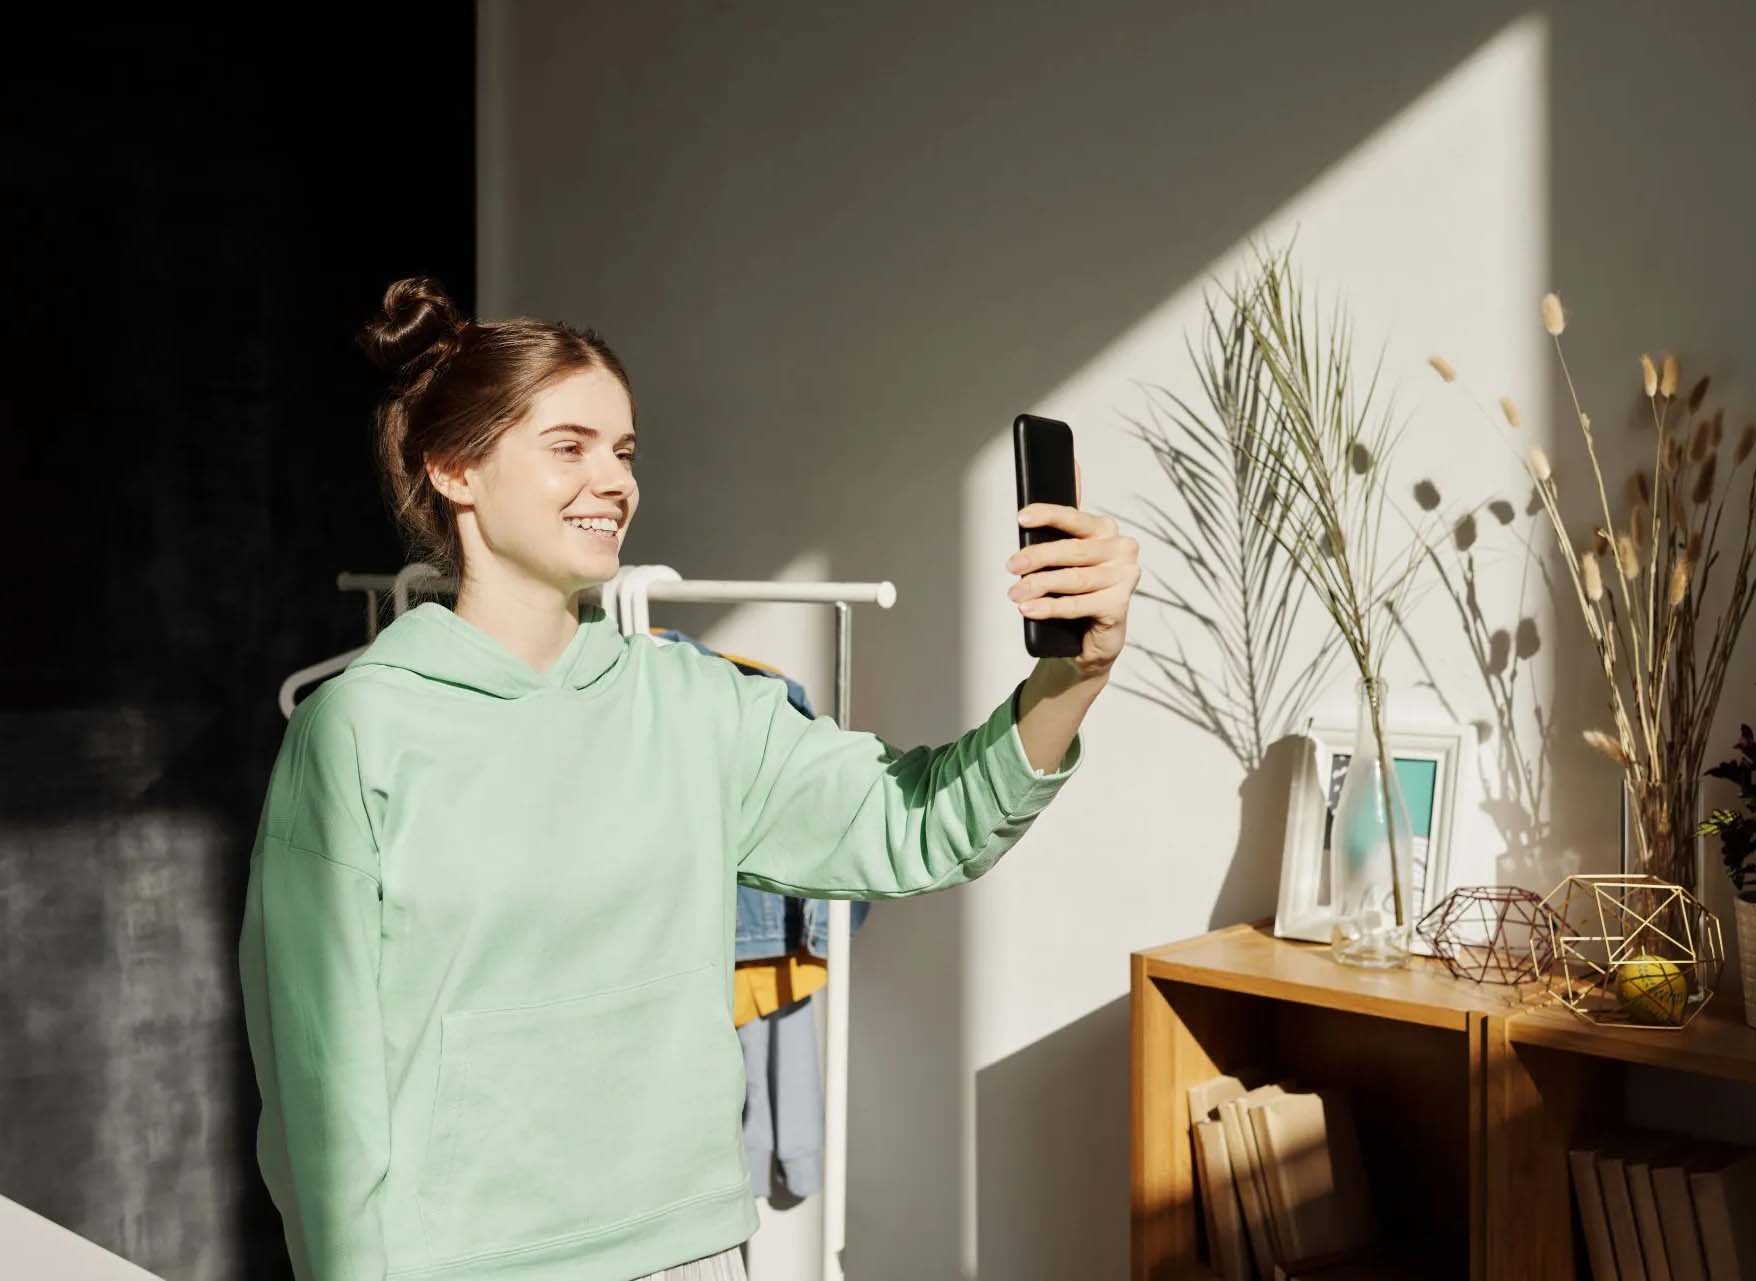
[347,600,629,699]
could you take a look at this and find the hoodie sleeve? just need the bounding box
[237,695,390,1280]
[730,670,1083,900]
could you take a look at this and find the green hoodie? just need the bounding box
[238,599,1083,1280]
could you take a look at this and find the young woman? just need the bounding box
[237,277,1138,1281]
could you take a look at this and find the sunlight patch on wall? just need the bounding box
[958,12,1553,1057]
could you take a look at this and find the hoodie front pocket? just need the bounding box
[415,961,747,1266]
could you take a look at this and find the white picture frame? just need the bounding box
[1273,721,1472,955]
[1273,734,1334,944]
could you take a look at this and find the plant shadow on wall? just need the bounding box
[1109,248,1349,928]
[1391,459,1558,890]
[1113,240,1569,935]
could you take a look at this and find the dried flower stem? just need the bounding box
[1549,330,1655,791]
[1225,242,1435,929]
[1448,307,1756,885]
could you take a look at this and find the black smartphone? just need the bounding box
[1012,413,1088,658]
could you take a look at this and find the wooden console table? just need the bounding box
[1130,920,1756,1280]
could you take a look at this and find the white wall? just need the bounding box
[479,3,1756,1276]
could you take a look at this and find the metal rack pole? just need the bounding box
[821,600,852,1281]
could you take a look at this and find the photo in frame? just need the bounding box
[1273,721,1471,955]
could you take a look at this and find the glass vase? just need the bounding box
[1330,676,1415,968]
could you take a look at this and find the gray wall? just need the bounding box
[480,3,1756,1278]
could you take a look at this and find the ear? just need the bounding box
[425,454,472,505]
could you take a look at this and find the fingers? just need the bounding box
[1008,531,1134,573]
[1018,580,1134,619]
[1009,561,1133,605]
[1018,503,1114,542]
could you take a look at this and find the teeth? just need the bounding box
[565,517,619,533]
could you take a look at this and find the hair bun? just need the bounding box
[357,276,466,381]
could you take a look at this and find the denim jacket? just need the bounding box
[650,628,872,960]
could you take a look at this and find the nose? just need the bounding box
[592,464,633,499]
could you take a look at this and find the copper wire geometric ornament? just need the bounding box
[1415,886,1561,984]
[1533,874,1725,1028]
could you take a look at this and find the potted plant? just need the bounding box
[1431,292,1756,892]
[1700,719,1756,1027]
[1224,243,1436,968]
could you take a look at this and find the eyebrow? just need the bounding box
[539,423,638,446]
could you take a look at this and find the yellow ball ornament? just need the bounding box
[1614,953,1688,1025]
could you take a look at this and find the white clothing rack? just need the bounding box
[297,562,898,1281]
[278,564,441,717]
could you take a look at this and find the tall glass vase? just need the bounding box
[1330,677,1415,968]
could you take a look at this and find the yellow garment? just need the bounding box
[733,951,829,1028]
[715,649,788,678]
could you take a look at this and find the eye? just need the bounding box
[555,442,583,456]
[619,449,639,465]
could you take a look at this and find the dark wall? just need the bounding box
[1,12,475,1277]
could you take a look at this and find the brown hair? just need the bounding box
[355,275,636,586]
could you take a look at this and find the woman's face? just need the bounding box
[432,366,639,595]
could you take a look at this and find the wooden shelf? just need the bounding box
[1130,919,1756,1281]
[1141,919,1486,1030]
[1504,995,1756,1082]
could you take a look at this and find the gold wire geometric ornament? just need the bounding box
[1532,873,1725,1028]
[1415,886,1562,984]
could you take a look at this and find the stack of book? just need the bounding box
[1187,1071,1381,1280]
[1569,1130,1756,1281]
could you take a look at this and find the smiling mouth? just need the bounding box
[562,517,620,544]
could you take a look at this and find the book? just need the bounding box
[1193,1116,1224,1281]
[1247,1090,1375,1263]
[1239,1087,1290,1265]
[1651,1157,1708,1281]
[1627,1151,1675,1281]
[1194,1116,1252,1281]
[1249,1100,1306,1260]
[1188,1072,1254,1280]
[1570,1146,1622,1281]
[1599,1150,1650,1281]
[1189,1071,1254,1124]
[1221,1084,1287,1275]
[1689,1147,1756,1281]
